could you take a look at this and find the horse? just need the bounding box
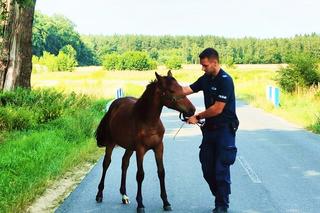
[95,70,196,213]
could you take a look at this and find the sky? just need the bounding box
[35,0,320,38]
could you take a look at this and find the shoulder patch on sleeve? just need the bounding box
[218,95,227,99]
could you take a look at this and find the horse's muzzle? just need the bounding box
[183,106,195,117]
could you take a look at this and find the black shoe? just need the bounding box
[212,206,228,213]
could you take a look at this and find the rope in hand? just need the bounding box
[173,113,205,140]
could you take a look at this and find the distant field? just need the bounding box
[31,64,320,133]
[31,64,282,98]
[31,65,204,98]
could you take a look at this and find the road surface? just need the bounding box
[56,93,320,213]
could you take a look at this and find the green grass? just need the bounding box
[0,89,107,213]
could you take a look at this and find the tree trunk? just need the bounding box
[0,0,36,91]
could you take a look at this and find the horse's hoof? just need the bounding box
[122,195,130,204]
[163,205,172,211]
[122,198,130,204]
[96,196,103,203]
[137,207,145,213]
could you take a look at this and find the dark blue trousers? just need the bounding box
[199,126,237,209]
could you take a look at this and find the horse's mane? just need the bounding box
[134,80,158,116]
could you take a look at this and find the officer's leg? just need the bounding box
[214,127,236,209]
[215,163,231,208]
[199,131,218,197]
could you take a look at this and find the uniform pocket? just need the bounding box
[220,145,237,165]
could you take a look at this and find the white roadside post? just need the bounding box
[266,85,273,101]
[272,87,280,108]
[266,85,280,108]
[105,88,125,112]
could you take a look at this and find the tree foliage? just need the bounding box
[102,51,157,71]
[275,53,320,92]
[32,11,320,67]
[32,11,98,66]
[33,45,78,72]
[165,56,183,70]
[82,34,320,66]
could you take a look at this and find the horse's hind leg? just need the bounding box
[136,146,147,213]
[154,143,172,211]
[120,149,133,204]
[96,143,115,203]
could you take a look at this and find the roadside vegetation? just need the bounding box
[0,88,106,212]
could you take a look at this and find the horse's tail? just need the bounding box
[95,102,114,147]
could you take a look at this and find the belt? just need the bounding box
[201,123,229,131]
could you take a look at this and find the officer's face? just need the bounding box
[200,58,217,75]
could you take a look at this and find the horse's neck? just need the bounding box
[135,83,163,123]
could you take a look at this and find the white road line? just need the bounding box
[237,156,262,184]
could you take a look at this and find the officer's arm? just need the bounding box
[196,101,226,119]
[182,86,194,95]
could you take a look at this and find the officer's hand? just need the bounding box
[187,115,198,124]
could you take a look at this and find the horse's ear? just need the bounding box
[155,72,162,81]
[155,72,165,89]
[167,70,172,77]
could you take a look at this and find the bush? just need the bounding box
[103,51,157,71]
[32,45,78,72]
[123,51,157,70]
[102,53,120,70]
[275,66,300,93]
[165,56,183,70]
[0,88,90,132]
[57,45,78,71]
[0,107,37,131]
[37,52,59,72]
[158,49,184,65]
[275,53,320,92]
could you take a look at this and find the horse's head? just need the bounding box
[155,70,196,117]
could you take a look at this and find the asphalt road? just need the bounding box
[56,93,320,213]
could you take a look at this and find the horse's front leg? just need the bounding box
[154,143,172,211]
[120,149,133,204]
[136,146,146,213]
[96,143,115,203]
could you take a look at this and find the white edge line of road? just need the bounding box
[237,155,262,184]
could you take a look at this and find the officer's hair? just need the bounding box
[199,48,219,62]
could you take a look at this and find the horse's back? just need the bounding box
[96,96,165,150]
[95,97,137,147]
[109,97,139,148]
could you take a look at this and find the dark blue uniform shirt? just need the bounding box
[190,69,237,126]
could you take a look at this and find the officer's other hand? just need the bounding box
[187,115,198,124]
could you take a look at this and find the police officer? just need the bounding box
[182,48,239,213]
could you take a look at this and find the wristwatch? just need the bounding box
[195,114,201,120]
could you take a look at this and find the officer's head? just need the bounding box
[199,48,220,75]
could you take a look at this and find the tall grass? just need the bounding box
[228,67,320,133]
[0,89,106,212]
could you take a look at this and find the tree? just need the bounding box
[32,12,98,66]
[0,0,36,91]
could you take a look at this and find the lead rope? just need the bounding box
[173,122,185,140]
[173,113,204,140]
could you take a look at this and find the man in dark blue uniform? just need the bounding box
[182,48,239,213]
